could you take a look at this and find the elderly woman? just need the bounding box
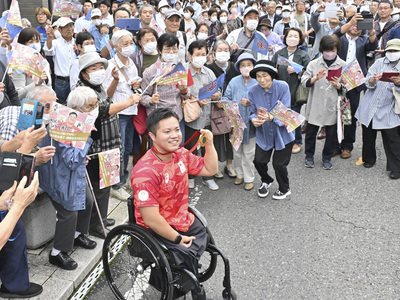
[301,34,346,170]
[103,29,141,199]
[222,53,258,191]
[207,40,240,179]
[355,39,400,179]
[249,60,294,200]
[77,53,141,237]
[38,87,98,271]
[272,28,310,154]
[141,33,189,139]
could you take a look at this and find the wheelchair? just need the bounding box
[102,196,236,300]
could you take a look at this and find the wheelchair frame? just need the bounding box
[101,196,236,300]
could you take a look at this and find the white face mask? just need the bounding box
[215,51,230,63]
[92,19,102,26]
[220,16,228,24]
[240,66,253,77]
[183,12,191,19]
[276,9,282,15]
[54,30,62,39]
[246,19,258,31]
[197,32,208,40]
[282,11,290,18]
[84,106,99,124]
[191,56,207,68]
[83,44,97,53]
[160,7,169,14]
[119,45,134,57]
[386,51,400,62]
[30,43,41,52]
[42,114,51,125]
[142,41,157,54]
[211,16,218,23]
[230,8,237,14]
[162,52,179,62]
[87,69,106,86]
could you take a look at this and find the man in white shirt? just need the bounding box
[186,0,202,20]
[156,0,171,31]
[45,18,77,104]
[164,9,189,62]
[98,0,114,27]
[74,0,94,34]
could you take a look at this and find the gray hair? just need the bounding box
[67,87,97,109]
[26,85,56,102]
[213,39,232,54]
[139,4,155,15]
[21,18,31,27]
[267,1,276,7]
[346,5,357,13]
[111,29,133,48]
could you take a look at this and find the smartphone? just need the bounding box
[116,18,140,36]
[16,99,44,131]
[357,13,374,30]
[0,152,36,190]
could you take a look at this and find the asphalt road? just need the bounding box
[86,130,400,300]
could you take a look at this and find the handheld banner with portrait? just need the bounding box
[98,148,121,189]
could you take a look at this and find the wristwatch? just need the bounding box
[174,234,182,244]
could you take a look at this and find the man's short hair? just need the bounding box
[97,0,111,7]
[113,7,131,22]
[146,108,179,135]
[26,86,56,102]
[188,39,208,55]
[139,4,155,15]
[379,0,393,9]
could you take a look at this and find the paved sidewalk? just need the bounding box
[3,196,129,300]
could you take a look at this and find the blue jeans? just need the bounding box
[118,114,135,186]
[292,104,303,145]
[55,78,71,104]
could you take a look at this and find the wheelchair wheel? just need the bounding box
[197,228,218,282]
[103,224,174,300]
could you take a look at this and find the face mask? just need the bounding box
[83,44,97,53]
[162,52,179,62]
[240,66,253,77]
[230,8,237,14]
[42,114,51,125]
[246,19,258,31]
[197,32,208,40]
[211,16,218,22]
[84,106,99,124]
[262,29,270,36]
[120,45,134,57]
[282,11,290,18]
[192,56,207,68]
[386,51,400,62]
[183,12,191,19]
[29,43,41,52]
[323,51,337,60]
[220,16,228,24]
[143,41,157,54]
[305,4,310,8]
[286,37,299,47]
[215,51,230,63]
[87,69,106,86]
[92,19,102,26]
[276,10,282,15]
[160,7,168,14]
[54,30,62,39]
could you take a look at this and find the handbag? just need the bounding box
[295,84,309,105]
[183,98,201,123]
[133,103,148,135]
[210,104,231,135]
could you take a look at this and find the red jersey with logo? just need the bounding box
[131,148,204,232]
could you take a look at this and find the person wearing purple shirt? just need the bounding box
[257,19,284,60]
[248,60,294,201]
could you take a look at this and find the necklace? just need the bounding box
[152,149,164,161]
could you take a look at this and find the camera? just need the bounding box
[0,152,36,191]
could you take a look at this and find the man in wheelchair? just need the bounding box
[131,108,218,300]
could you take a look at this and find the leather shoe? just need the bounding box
[74,234,97,249]
[234,177,243,185]
[332,149,341,157]
[89,226,110,239]
[363,162,375,168]
[340,149,351,159]
[0,283,43,298]
[49,252,77,270]
[317,127,326,139]
[104,218,115,227]
[244,182,254,190]
[389,171,400,179]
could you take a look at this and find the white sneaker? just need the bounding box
[203,179,219,191]
[224,164,237,178]
[123,180,132,192]
[110,188,131,201]
[189,179,195,189]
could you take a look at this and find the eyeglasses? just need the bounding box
[162,47,179,53]
[379,6,391,10]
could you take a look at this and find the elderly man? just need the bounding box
[259,1,282,27]
[334,13,378,159]
[345,4,357,19]
[139,4,154,28]
[227,7,268,60]
[164,9,189,62]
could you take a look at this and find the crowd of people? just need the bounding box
[0,0,400,298]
